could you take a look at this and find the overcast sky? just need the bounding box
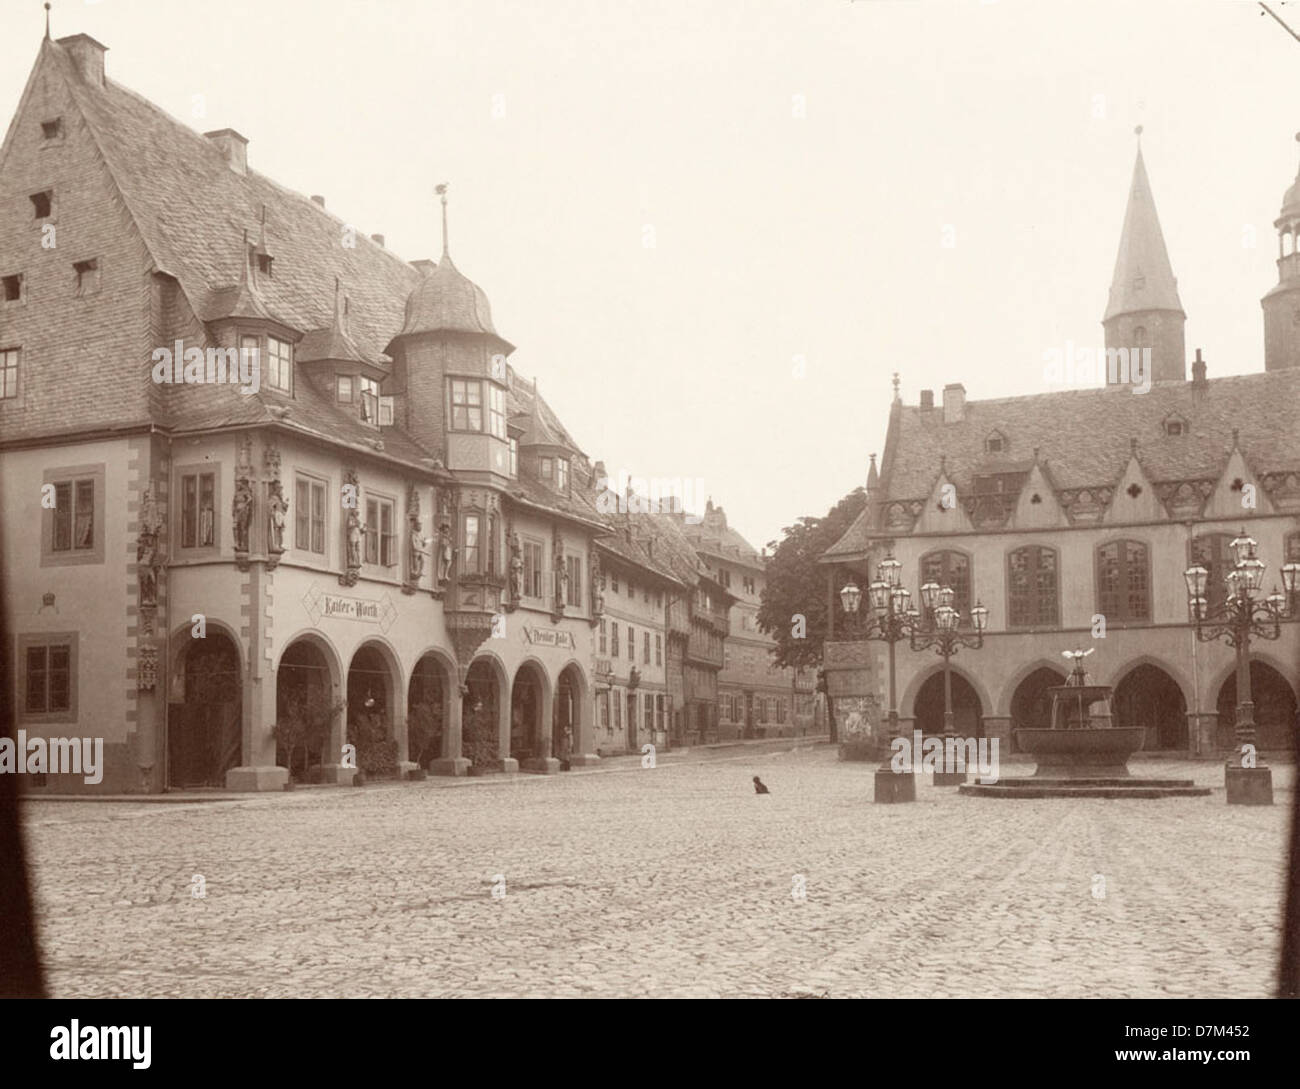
[3,0,1299,550]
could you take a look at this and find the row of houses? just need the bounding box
[0,30,815,794]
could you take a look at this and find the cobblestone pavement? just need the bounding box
[21,748,1294,998]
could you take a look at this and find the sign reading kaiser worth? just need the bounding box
[522,626,576,650]
[322,593,382,622]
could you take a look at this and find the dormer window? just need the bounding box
[2,274,22,303]
[1163,413,1188,437]
[984,430,1007,454]
[266,335,292,393]
[256,252,273,278]
[359,376,379,423]
[556,458,569,492]
[336,375,354,403]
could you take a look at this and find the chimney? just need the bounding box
[204,129,248,175]
[411,259,437,275]
[1191,348,1207,387]
[942,382,966,423]
[919,389,935,409]
[310,195,326,207]
[57,34,107,88]
[370,234,385,246]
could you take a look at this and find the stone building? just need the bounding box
[0,30,617,792]
[683,501,814,738]
[820,141,1300,755]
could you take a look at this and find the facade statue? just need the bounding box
[409,521,430,581]
[509,532,524,600]
[436,521,454,585]
[346,509,365,569]
[266,482,288,553]
[232,478,255,552]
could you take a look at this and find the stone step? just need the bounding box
[971,776,1199,788]
[959,782,1212,799]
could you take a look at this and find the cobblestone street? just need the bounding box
[22,746,1294,998]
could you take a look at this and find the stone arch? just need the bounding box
[1214,659,1298,752]
[276,631,345,781]
[999,657,1070,718]
[407,647,457,769]
[555,660,590,761]
[510,657,554,767]
[465,654,510,772]
[347,637,405,777]
[1205,649,1299,708]
[168,624,243,789]
[1103,653,1195,712]
[900,661,993,724]
[166,615,245,686]
[1112,661,1189,751]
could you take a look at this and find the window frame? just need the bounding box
[176,464,221,554]
[0,346,19,400]
[41,464,105,568]
[363,493,397,569]
[294,472,328,557]
[1095,538,1152,624]
[523,538,545,599]
[1006,544,1060,630]
[488,384,507,439]
[16,632,78,724]
[266,335,292,394]
[448,377,484,432]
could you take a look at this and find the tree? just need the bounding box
[757,487,868,742]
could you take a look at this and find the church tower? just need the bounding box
[1261,134,1300,371]
[1102,131,1186,385]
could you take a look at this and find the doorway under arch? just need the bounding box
[169,632,242,788]
[1216,662,1298,752]
[912,670,983,739]
[1113,664,1188,752]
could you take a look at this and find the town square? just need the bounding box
[1,0,1298,1013]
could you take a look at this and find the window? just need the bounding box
[180,471,216,549]
[628,579,635,600]
[657,694,666,733]
[627,625,635,659]
[566,554,582,607]
[655,634,662,666]
[600,690,610,728]
[612,623,621,657]
[611,571,619,594]
[450,378,482,431]
[1191,534,1235,613]
[508,437,518,477]
[295,476,326,554]
[722,693,733,721]
[486,513,497,577]
[240,336,261,390]
[2,274,21,302]
[41,118,63,141]
[256,251,273,278]
[719,569,730,589]
[778,699,787,724]
[30,190,52,218]
[266,336,291,392]
[643,587,649,604]
[379,396,394,425]
[1164,420,1184,437]
[358,376,379,422]
[599,618,607,655]
[1007,545,1059,628]
[540,457,553,482]
[73,258,99,297]
[920,550,972,622]
[1097,540,1150,622]
[42,465,103,566]
[743,576,755,595]
[556,458,569,492]
[985,431,1006,454]
[524,540,544,598]
[365,497,396,566]
[0,347,18,399]
[643,630,651,664]
[336,375,354,403]
[20,634,75,721]
[644,693,654,732]
[462,513,480,573]
[1286,533,1300,611]
[488,384,506,438]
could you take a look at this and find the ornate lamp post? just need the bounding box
[909,584,989,785]
[1183,528,1299,806]
[840,552,919,804]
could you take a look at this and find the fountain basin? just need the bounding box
[1013,726,1147,778]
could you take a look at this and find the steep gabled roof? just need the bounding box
[1104,147,1183,320]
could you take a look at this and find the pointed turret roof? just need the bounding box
[1104,145,1183,321]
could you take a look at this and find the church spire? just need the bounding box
[1102,131,1186,384]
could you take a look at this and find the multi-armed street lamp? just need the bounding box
[909,583,989,785]
[1184,528,1299,806]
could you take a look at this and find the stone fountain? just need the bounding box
[960,650,1210,799]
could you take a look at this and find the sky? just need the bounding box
[2,0,1299,551]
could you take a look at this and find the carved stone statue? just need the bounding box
[409,521,429,581]
[137,529,158,608]
[232,478,255,553]
[266,482,288,553]
[590,550,604,615]
[346,509,365,569]
[554,541,568,611]
[436,520,454,585]
[509,532,524,600]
